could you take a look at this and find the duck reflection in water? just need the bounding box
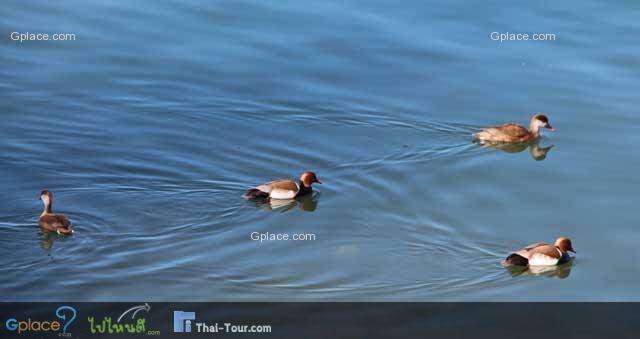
[476,138,554,161]
[39,231,70,257]
[249,192,320,213]
[504,259,574,279]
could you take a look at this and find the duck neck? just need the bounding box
[42,202,52,215]
[298,180,312,195]
[528,121,541,138]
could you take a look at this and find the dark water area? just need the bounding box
[1,0,639,301]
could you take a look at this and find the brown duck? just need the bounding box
[502,237,575,267]
[38,190,73,235]
[243,171,321,200]
[475,113,554,143]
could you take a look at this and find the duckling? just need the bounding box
[502,237,575,267]
[243,171,321,200]
[474,113,554,143]
[38,190,73,235]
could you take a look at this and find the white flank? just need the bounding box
[528,253,559,266]
[270,189,296,200]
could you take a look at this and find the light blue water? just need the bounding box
[1,0,639,301]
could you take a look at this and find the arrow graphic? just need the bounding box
[117,303,151,323]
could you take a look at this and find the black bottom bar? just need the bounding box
[0,303,634,338]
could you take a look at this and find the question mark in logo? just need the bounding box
[56,306,77,334]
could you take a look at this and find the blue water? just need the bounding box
[1,0,639,301]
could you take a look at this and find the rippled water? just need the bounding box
[1,0,639,301]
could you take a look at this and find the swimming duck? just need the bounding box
[243,171,321,200]
[474,113,554,143]
[38,190,73,235]
[502,237,575,267]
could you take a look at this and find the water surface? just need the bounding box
[1,0,639,301]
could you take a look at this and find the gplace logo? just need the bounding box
[5,306,76,336]
[173,311,196,333]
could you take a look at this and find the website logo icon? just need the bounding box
[5,305,76,336]
[173,311,195,333]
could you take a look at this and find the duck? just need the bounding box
[474,113,554,143]
[243,171,321,200]
[38,190,73,235]
[502,237,575,267]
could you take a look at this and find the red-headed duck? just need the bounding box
[475,113,554,143]
[502,237,575,267]
[243,171,321,200]
[38,190,73,235]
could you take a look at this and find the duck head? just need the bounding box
[529,114,554,135]
[554,237,576,253]
[40,190,53,212]
[300,171,322,188]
